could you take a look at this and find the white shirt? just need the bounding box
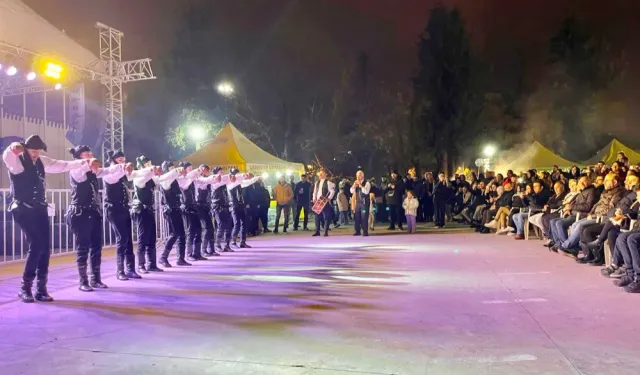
[154,169,181,191]
[211,174,231,190]
[2,147,86,175]
[350,180,371,195]
[226,174,250,191]
[177,169,202,190]
[102,165,155,186]
[69,161,124,182]
[314,179,336,201]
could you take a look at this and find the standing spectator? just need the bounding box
[293,174,311,231]
[384,170,405,230]
[403,190,420,233]
[255,180,271,234]
[421,172,434,222]
[272,177,293,233]
[337,185,350,225]
[433,172,451,228]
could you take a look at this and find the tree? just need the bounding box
[411,5,475,175]
[165,107,223,155]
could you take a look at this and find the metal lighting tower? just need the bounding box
[96,22,155,161]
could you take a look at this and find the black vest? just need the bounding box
[104,176,129,208]
[9,154,46,206]
[161,180,181,209]
[315,180,329,199]
[133,178,156,209]
[228,185,244,209]
[354,184,370,209]
[70,171,101,212]
[197,185,211,207]
[212,184,229,211]
[181,182,197,212]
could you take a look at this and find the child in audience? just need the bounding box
[403,190,420,233]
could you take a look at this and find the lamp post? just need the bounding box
[188,125,206,151]
[216,81,234,123]
[482,144,496,172]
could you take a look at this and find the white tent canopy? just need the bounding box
[0,0,98,68]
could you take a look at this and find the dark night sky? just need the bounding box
[22,0,640,136]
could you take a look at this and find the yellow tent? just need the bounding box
[183,123,305,174]
[583,138,640,166]
[496,141,579,173]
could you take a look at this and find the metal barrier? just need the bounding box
[0,188,167,264]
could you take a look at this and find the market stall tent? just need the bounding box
[583,138,640,166]
[496,141,579,173]
[183,123,305,175]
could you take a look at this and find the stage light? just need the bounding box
[286,169,292,176]
[276,172,283,178]
[26,72,36,81]
[44,62,63,80]
[261,172,269,179]
[6,66,17,76]
[54,83,62,90]
[187,125,205,141]
[483,145,496,158]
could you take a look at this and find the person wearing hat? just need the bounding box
[3,135,95,302]
[227,168,262,248]
[312,168,336,237]
[102,150,157,280]
[157,161,191,267]
[194,165,219,257]
[175,161,208,262]
[384,170,405,230]
[131,157,173,272]
[210,167,233,252]
[67,145,128,292]
[350,168,371,236]
[293,173,312,231]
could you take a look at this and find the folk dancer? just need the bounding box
[228,169,262,248]
[102,150,154,280]
[351,169,371,236]
[158,161,190,267]
[195,165,219,256]
[312,168,336,237]
[3,136,90,302]
[211,167,232,252]
[131,156,169,273]
[176,162,209,262]
[67,145,127,292]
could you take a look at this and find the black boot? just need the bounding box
[186,242,197,262]
[90,265,108,289]
[125,254,142,279]
[35,277,54,302]
[158,256,172,268]
[78,265,93,292]
[18,279,35,303]
[116,254,128,280]
[240,242,252,248]
[208,240,220,256]
[146,247,164,272]
[194,241,207,260]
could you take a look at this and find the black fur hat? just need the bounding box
[24,135,47,152]
[229,167,240,175]
[212,166,223,175]
[178,161,192,169]
[161,160,174,173]
[136,155,151,169]
[68,145,91,159]
[107,150,125,163]
[199,164,209,170]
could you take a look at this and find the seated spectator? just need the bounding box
[530,181,567,232]
[482,181,514,233]
[555,173,623,257]
[609,183,640,292]
[542,179,578,245]
[548,176,598,252]
[579,174,639,265]
[510,180,551,239]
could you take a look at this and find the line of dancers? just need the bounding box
[2,134,261,303]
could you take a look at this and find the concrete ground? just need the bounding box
[1,224,640,375]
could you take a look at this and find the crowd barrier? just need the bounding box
[0,189,168,264]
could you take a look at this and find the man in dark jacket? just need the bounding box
[433,172,451,228]
[512,181,551,239]
[293,174,312,230]
[384,170,405,230]
[549,176,599,252]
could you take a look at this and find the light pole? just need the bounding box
[188,125,206,151]
[482,144,496,172]
[217,81,234,123]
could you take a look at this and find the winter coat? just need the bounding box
[570,185,599,216]
[337,192,349,212]
[590,185,625,217]
[403,197,419,216]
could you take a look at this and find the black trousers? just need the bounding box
[214,209,233,249]
[314,204,334,235]
[231,208,247,244]
[388,204,404,229]
[134,208,157,267]
[354,206,370,235]
[433,199,446,227]
[183,210,202,257]
[294,201,310,229]
[258,206,269,231]
[275,204,290,231]
[542,212,560,239]
[246,207,258,235]
[12,205,50,290]
[162,208,186,260]
[69,209,103,282]
[198,205,215,254]
[106,206,135,272]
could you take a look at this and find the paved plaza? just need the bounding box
[1,226,639,375]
